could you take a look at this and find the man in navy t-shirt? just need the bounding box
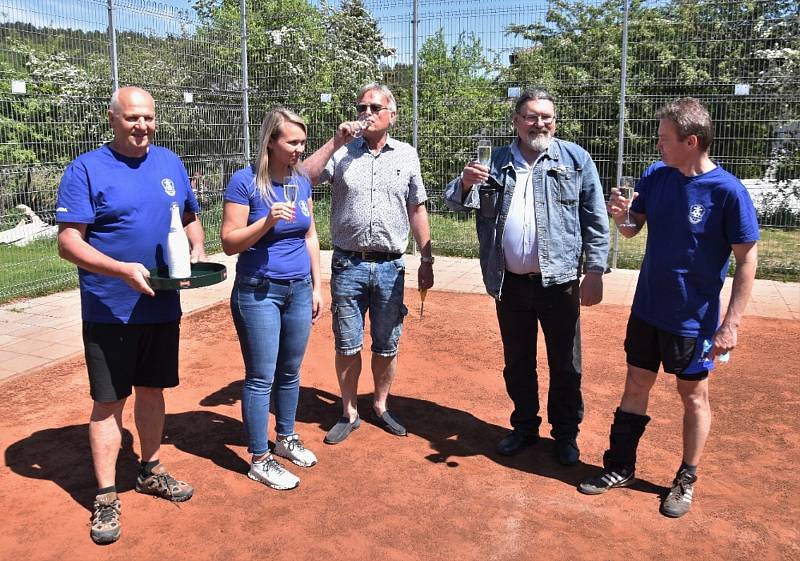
[578,98,759,518]
[56,87,205,544]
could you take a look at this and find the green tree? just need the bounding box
[407,30,508,201]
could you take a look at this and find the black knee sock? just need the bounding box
[97,485,116,496]
[605,407,651,471]
[140,459,160,476]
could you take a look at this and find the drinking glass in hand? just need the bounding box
[618,175,636,229]
[352,117,369,138]
[283,177,299,222]
[476,139,492,186]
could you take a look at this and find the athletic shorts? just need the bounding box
[624,314,710,381]
[83,320,180,402]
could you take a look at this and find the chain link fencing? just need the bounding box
[1,0,797,301]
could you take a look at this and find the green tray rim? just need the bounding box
[147,262,227,290]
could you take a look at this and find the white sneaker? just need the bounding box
[274,434,318,467]
[248,454,299,490]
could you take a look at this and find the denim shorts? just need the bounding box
[330,250,408,356]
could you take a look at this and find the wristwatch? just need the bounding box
[420,255,435,264]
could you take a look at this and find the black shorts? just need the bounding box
[624,314,709,381]
[83,320,180,402]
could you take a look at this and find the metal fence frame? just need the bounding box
[0,0,797,301]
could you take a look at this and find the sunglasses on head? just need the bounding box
[356,103,389,114]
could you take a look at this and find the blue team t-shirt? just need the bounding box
[630,161,759,338]
[56,144,200,324]
[223,165,313,280]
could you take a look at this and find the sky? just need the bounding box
[1,0,550,66]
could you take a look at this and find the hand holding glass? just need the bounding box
[476,139,492,186]
[618,176,636,229]
[352,117,370,138]
[283,177,299,222]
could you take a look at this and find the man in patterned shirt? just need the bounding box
[305,83,435,444]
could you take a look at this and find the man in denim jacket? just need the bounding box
[444,88,609,465]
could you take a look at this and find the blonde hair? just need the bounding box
[254,108,307,202]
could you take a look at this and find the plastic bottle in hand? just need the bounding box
[166,202,191,279]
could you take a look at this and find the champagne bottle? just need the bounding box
[166,202,191,279]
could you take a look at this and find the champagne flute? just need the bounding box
[618,175,636,229]
[353,116,370,138]
[283,177,299,222]
[476,139,492,186]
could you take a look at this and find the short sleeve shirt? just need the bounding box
[631,161,760,337]
[56,144,200,324]
[319,136,427,253]
[223,165,313,280]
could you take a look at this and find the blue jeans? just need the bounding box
[230,274,312,456]
[330,250,408,357]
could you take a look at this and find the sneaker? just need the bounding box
[578,466,635,495]
[248,454,300,490]
[660,469,698,518]
[90,492,121,545]
[274,434,318,467]
[135,463,193,502]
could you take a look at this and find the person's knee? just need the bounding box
[91,398,125,421]
[623,369,656,398]
[134,386,165,399]
[678,381,709,412]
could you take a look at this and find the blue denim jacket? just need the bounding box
[444,139,609,299]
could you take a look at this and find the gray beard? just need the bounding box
[525,134,552,153]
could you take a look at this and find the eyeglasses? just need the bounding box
[356,103,390,114]
[516,112,555,125]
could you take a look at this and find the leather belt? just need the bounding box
[335,247,403,262]
[505,270,542,280]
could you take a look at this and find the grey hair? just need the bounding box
[357,82,397,111]
[514,87,557,116]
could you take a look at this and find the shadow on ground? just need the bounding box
[199,380,667,494]
[4,409,249,511]
[4,382,666,510]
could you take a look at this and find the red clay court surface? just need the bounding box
[1,287,798,560]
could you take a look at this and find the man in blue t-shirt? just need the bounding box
[578,98,759,518]
[56,86,206,544]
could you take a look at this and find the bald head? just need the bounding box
[107,87,156,158]
[109,86,154,114]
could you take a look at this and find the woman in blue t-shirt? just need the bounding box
[221,108,322,491]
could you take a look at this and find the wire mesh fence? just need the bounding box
[0,0,797,302]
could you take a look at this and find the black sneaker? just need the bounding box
[90,492,121,545]
[660,469,697,518]
[578,466,635,495]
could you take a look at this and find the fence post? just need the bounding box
[239,0,251,162]
[107,0,119,90]
[411,0,419,255]
[612,0,631,269]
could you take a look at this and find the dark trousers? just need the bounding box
[495,273,583,440]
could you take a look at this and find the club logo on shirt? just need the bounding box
[161,178,176,196]
[688,203,706,224]
[299,199,310,217]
